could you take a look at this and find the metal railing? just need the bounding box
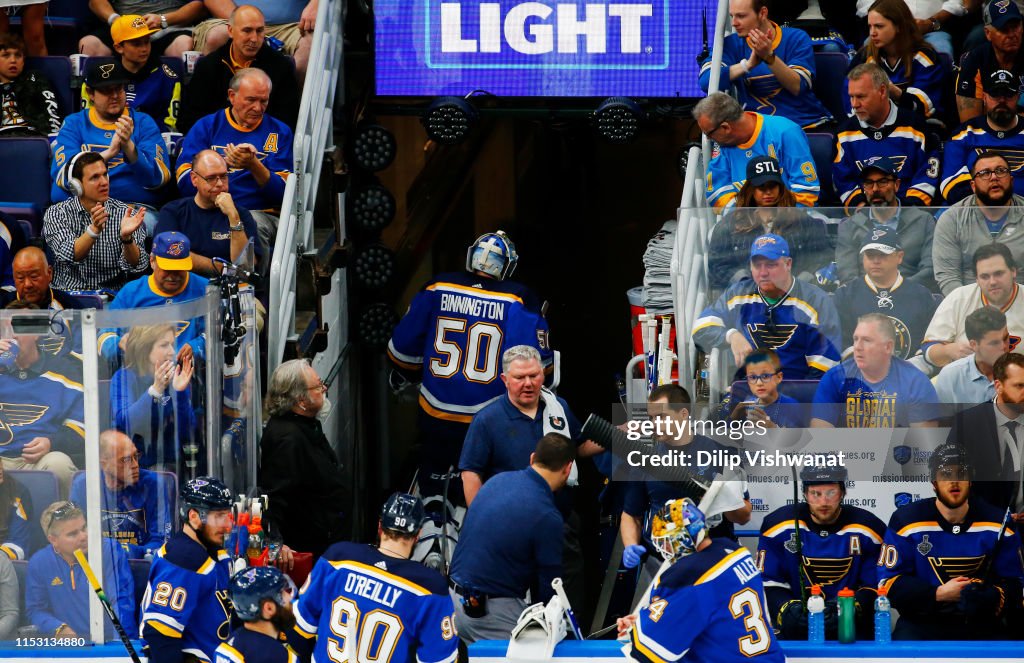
[267,0,344,378]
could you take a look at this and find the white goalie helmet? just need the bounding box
[466,230,518,281]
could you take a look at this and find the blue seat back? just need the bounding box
[806,132,837,207]
[0,137,51,214]
[813,51,851,120]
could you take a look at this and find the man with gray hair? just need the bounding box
[695,91,819,210]
[177,66,293,259]
[259,359,346,559]
[833,62,940,210]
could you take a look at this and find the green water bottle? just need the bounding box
[837,587,856,644]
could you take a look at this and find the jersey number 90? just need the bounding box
[327,597,403,663]
[431,318,503,384]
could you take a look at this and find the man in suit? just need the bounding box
[949,352,1024,516]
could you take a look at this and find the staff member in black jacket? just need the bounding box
[259,359,348,559]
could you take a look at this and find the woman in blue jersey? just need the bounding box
[708,155,832,291]
[110,323,195,471]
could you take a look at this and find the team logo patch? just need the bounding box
[893,445,911,465]
[131,16,146,29]
[916,534,933,556]
[165,240,186,257]
[803,556,854,586]
[0,403,49,446]
[549,416,565,430]
[746,323,797,349]
[784,531,799,554]
[926,554,985,583]
[161,63,179,79]
[99,63,116,79]
[857,155,907,172]
[894,492,912,508]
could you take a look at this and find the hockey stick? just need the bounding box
[981,500,1014,583]
[792,465,808,603]
[588,623,618,639]
[73,549,143,663]
[552,578,584,640]
[441,465,453,577]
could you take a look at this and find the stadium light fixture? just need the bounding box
[353,243,396,290]
[356,302,399,348]
[593,97,645,143]
[422,96,478,144]
[348,182,396,235]
[351,123,397,172]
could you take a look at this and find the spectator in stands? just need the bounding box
[943,70,1024,204]
[697,0,831,130]
[195,0,317,80]
[155,150,260,277]
[708,156,831,291]
[955,0,1024,124]
[99,231,208,364]
[0,32,61,136]
[79,0,202,58]
[0,304,82,497]
[0,247,84,311]
[694,234,842,379]
[0,1,48,57]
[86,15,184,132]
[51,59,171,210]
[42,152,149,293]
[69,429,174,558]
[856,0,964,60]
[726,348,807,428]
[934,306,1009,403]
[26,501,133,639]
[0,464,34,561]
[178,5,300,133]
[695,92,819,210]
[836,158,937,290]
[811,313,939,427]
[847,0,947,123]
[933,151,1024,294]
[0,552,15,639]
[110,323,195,471]
[834,63,939,210]
[833,228,937,359]
[177,67,293,258]
[922,244,1024,370]
[259,358,347,560]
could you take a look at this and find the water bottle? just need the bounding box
[874,586,891,644]
[807,584,825,644]
[837,587,856,644]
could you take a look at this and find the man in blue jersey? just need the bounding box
[811,313,939,427]
[693,234,841,380]
[878,444,1024,639]
[835,63,939,210]
[388,230,552,501]
[695,92,819,210]
[69,430,173,559]
[618,498,785,663]
[216,566,298,663]
[177,67,293,259]
[52,58,171,209]
[944,70,1024,204]
[699,0,831,130]
[141,476,236,663]
[291,493,458,663]
[758,465,886,640]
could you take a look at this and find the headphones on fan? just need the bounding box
[64,151,89,197]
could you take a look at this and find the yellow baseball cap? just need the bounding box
[111,14,158,45]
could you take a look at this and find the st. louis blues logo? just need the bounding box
[893,445,911,465]
[894,492,912,507]
[747,323,797,349]
[0,403,48,446]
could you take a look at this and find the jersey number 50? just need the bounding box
[431,318,503,383]
[327,597,402,663]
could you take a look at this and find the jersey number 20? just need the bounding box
[327,597,402,663]
[431,318,503,383]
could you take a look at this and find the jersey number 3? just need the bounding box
[431,318,503,383]
[729,588,771,656]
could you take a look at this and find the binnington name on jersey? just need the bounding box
[439,293,506,320]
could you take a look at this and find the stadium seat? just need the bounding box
[128,558,151,620]
[7,470,58,521]
[813,51,850,121]
[0,138,51,229]
[0,203,41,239]
[805,132,837,207]
[64,290,107,309]
[12,560,30,630]
[25,56,73,119]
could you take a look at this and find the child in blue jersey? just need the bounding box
[292,493,459,663]
[141,477,236,663]
[729,348,807,428]
[215,567,299,663]
[619,498,784,663]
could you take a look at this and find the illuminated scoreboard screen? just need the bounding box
[374,0,711,98]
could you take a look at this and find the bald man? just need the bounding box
[196,0,315,78]
[155,150,261,276]
[0,247,84,310]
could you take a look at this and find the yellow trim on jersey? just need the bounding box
[712,190,737,210]
[419,396,474,423]
[293,621,316,639]
[64,420,86,439]
[224,108,256,133]
[896,521,943,537]
[41,371,83,391]
[762,519,810,538]
[197,557,216,575]
[738,112,764,151]
[970,522,1008,534]
[425,281,526,305]
[914,51,935,67]
[942,173,971,198]
[328,559,432,596]
[630,626,672,663]
[794,191,818,207]
[176,161,192,180]
[146,619,182,638]
[388,349,421,371]
[216,643,244,663]
[837,524,884,544]
[696,548,751,585]
[905,189,931,204]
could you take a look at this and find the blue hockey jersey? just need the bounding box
[215,627,298,663]
[627,541,784,663]
[845,48,947,121]
[832,274,938,359]
[692,278,841,379]
[0,368,84,459]
[699,23,831,129]
[942,118,1024,204]
[141,532,234,663]
[810,356,939,427]
[0,485,32,561]
[706,113,819,210]
[82,57,183,132]
[833,103,939,209]
[757,502,886,614]
[292,541,458,663]
[177,109,292,213]
[51,107,171,207]
[388,271,552,424]
[69,469,173,559]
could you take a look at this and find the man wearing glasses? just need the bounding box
[68,430,173,559]
[934,150,1024,295]
[155,150,261,277]
[757,465,886,640]
[943,71,1024,205]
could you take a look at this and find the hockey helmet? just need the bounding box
[650,498,708,562]
[380,492,427,536]
[466,230,518,281]
[228,566,296,621]
[928,443,972,482]
[180,476,233,522]
[800,465,848,495]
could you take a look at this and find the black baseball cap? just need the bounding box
[746,155,784,187]
[85,57,129,89]
[860,227,903,255]
[860,156,899,178]
[984,69,1020,96]
[984,0,1023,29]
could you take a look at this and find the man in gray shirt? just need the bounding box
[933,151,1024,295]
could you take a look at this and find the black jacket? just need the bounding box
[0,69,62,136]
[259,411,347,558]
[177,40,299,134]
[949,402,1017,511]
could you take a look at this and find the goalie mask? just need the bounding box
[466,230,518,281]
[650,497,708,561]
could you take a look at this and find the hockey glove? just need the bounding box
[622,544,647,569]
[777,600,807,639]
[959,583,1002,617]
